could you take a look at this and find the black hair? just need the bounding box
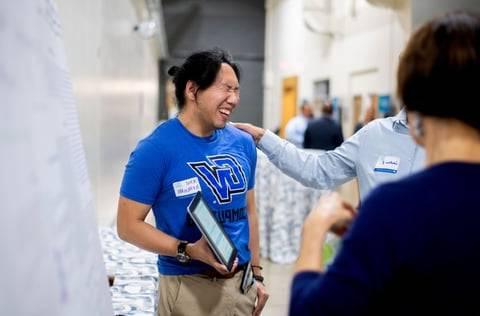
[167,48,240,109]
[397,11,480,131]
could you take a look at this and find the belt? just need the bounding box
[202,264,246,279]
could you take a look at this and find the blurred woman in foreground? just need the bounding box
[291,11,480,315]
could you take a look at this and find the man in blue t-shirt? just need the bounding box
[117,49,268,316]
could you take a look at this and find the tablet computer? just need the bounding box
[187,192,237,271]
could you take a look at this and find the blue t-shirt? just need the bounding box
[120,118,257,275]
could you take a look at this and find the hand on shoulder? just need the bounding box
[233,122,265,144]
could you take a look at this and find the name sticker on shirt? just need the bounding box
[173,177,201,197]
[374,156,400,174]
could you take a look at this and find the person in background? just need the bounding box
[382,103,398,119]
[303,101,344,150]
[291,11,480,315]
[285,100,314,147]
[353,103,375,134]
[117,49,268,316]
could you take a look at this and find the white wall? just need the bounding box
[412,0,480,28]
[56,0,161,225]
[264,0,411,135]
[264,0,305,131]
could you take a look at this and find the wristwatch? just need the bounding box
[176,240,190,263]
[253,274,264,283]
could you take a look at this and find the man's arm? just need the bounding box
[246,190,269,316]
[246,190,261,275]
[117,196,179,256]
[117,196,233,274]
[235,123,360,190]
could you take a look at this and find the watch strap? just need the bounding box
[253,274,264,283]
[176,240,190,263]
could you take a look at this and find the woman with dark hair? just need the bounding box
[117,49,268,316]
[290,12,480,315]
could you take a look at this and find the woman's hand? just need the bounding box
[296,192,357,273]
[304,192,356,238]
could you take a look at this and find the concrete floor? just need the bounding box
[260,259,295,316]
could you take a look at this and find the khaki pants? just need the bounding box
[157,272,257,316]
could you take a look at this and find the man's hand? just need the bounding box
[253,282,269,316]
[186,236,237,274]
[234,122,265,144]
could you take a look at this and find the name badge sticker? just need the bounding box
[173,177,201,197]
[374,156,400,174]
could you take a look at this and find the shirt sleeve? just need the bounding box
[120,139,165,205]
[289,184,400,315]
[258,129,360,190]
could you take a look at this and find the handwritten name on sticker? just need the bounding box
[173,177,201,197]
[374,156,400,174]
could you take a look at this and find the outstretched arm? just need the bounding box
[235,123,359,190]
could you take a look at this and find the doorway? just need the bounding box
[279,76,298,138]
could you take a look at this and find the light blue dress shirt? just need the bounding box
[258,110,425,200]
[285,115,310,148]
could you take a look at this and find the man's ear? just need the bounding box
[185,80,198,102]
